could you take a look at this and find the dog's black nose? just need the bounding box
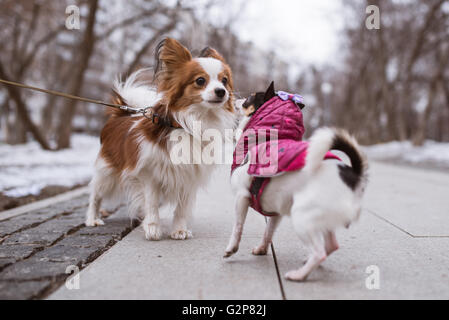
[215,88,226,98]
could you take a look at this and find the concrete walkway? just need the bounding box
[49,162,449,299]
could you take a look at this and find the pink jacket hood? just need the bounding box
[231,96,306,175]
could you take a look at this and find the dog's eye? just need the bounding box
[222,77,228,86]
[242,98,252,108]
[195,77,206,86]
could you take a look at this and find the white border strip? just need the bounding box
[0,186,89,222]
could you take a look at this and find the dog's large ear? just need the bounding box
[199,46,226,63]
[264,81,276,101]
[155,38,192,76]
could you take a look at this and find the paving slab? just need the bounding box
[273,213,449,299]
[49,161,449,299]
[364,162,449,237]
[0,195,136,299]
[0,195,89,238]
[272,162,449,299]
[49,229,282,300]
[49,167,282,300]
[0,187,89,222]
[0,280,52,300]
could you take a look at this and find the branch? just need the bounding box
[56,0,99,149]
[125,20,178,75]
[95,7,169,41]
[0,61,51,150]
[18,24,67,77]
[19,2,41,60]
[404,0,445,76]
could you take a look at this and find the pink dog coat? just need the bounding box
[231,95,339,216]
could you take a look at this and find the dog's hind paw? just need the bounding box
[285,270,307,282]
[99,209,111,218]
[252,245,268,256]
[85,218,104,227]
[170,229,192,240]
[223,245,239,258]
[223,250,235,258]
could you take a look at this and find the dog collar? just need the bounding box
[135,107,181,128]
[151,113,182,128]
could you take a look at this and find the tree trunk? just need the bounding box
[412,77,438,146]
[412,48,448,146]
[40,93,57,137]
[55,0,99,149]
[0,63,51,149]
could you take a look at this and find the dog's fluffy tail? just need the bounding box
[110,69,162,117]
[304,127,368,188]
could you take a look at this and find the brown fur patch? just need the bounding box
[99,102,175,172]
[100,115,142,172]
[199,47,225,62]
[219,66,234,112]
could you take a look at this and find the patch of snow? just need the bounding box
[364,140,449,169]
[0,134,99,197]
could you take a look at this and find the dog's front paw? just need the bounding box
[85,218,105,227]
[144,223,162,241]
[285,269,308,282]
[252,245,268,256]
[170,229,192,240]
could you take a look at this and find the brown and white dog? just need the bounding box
[85,38,235,240]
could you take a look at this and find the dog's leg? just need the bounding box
[142,188,162,241]
[285,235,327,281]
[224,196,249,257]
[252,215,281,255]
[171,195,194,240]
[324,231,339,256]
[85,178,104,227]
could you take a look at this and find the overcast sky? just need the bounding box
[205,0,346,66]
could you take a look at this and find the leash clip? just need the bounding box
[141,107,153,119]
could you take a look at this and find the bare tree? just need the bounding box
[55,0,99,149]
[304,0,449,145]
[0,0,66,148]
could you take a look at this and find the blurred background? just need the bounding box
[0,0,448,208]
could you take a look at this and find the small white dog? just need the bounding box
[225,85,368,281]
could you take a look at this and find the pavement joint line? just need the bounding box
[0,205,117,269]
[367,208,414,237]
[0,192,138,300]
[410,235,449,238]
[0,206,84,240]
[2,237,118,286]
[270,242,286,300]
[0,246,42,273]
[45,163,449,299]
[0,221,85,273]
[0,186,89,222]
[263,217,286,300]
[367,208,449,238]
[0,206,137,299]
[37,227,135,299]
